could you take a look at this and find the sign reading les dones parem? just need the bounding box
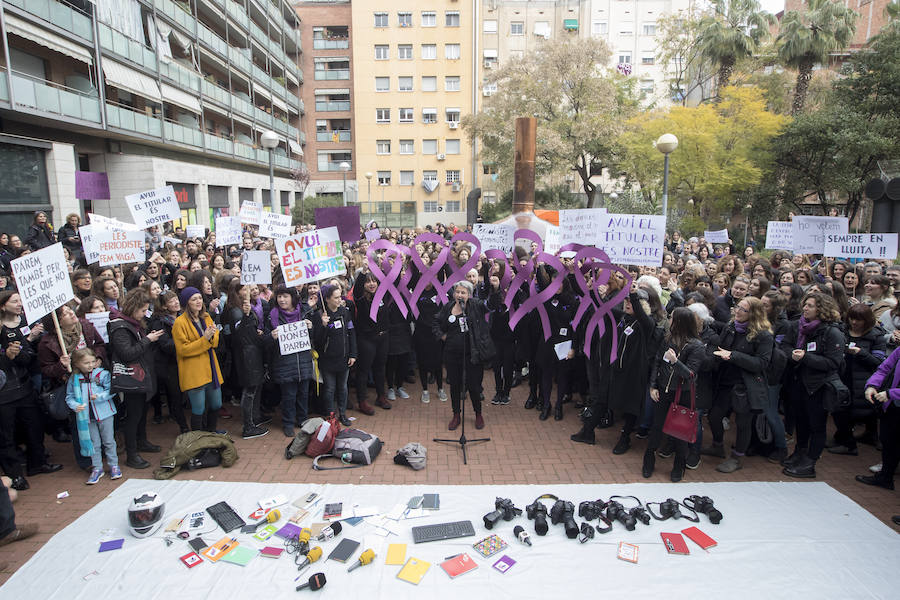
[277,321,311,355]
[10,243,74,325]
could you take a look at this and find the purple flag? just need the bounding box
[75,172,110,200]
[315,206,360,243]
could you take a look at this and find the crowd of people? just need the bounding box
[1,210,899,542]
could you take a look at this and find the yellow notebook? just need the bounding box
[396,557,430,585]
[385,543,407,565]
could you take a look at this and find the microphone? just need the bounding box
[295,572,326,592]
[250,508,281,531]
[315,521,342,541]
[347,548,375,572]
[513,525,532,546]
[296,546,322,573]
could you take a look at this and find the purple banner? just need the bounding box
[315,206,360,243]
[75,171,110,200]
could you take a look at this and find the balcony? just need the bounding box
[288,123,299,139]
[232,95,255,120]
[0,74,8,102]
[106,102,162,137]
[320,162,353,172]
[201,78,231,108]
[157,0,196,35]
[11,71,101,123]
[7,0,94,42]
[254,106,273,126]
[272,118,288,134]
[226,0,249,30]
[315,100,350,112]
[298,131,305,145]
[198,22,229,60]
[204,131,233,155]
[316,130,351,142]
[98,23,157,72]
[313,39,349,50]
[314,69,349,81]
[251,63,272,88]
[159,59,201,92]
[164,118,203,147]
[234,140,255,161]
[228,46,252,75]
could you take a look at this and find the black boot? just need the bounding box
[783,456,816,478]
[126,454,150,469]
[642,449,655,478]
[554,402,563,421]
[206,409,219,433]
[524,390,538,410]
[612,431,631,455]
[190,414,203,432]
[596,409,614,429]
[539,400,551,421]
[671,455,686,483]
[781,448,806,468]
[570,426,595,445]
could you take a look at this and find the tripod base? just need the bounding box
[433,433,491,465]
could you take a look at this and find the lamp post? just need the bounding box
[655,133,678,219]
[742,203,752,249]
[340,161,351,207]
[365,172,373,222]
[260,130,280,213]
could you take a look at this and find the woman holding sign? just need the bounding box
[266,286,314,438]
[312,284,357,427]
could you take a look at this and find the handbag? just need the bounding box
[662,376,699,443]
[110,360,148,393]
[821,375,851,413]
[39,383,69,421]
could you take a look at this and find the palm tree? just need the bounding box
[777,0,857,115]
[697,0,775,94]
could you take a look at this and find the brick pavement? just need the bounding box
[1,379,897,583]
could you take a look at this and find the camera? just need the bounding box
[484,497,522,529]
[577,522,595,544]
[578,500,604,522]
[684,495,722,524]
[526,500,549,536]
[550,500,578,539]
[629,506,651,526]
[604,500,636,531]
[654,498,683,521]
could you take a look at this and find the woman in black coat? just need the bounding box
[147,291,188,434]
[56,213,83,264]
[486,262,516,408]
[311,283,357,426]
[385,301,413,401]
[533,267,577,422]
[683,301,721,469]
[352,272,392,414]
[412,280,446,404]
[23,211,54,251]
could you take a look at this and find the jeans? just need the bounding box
[186,383,223,416]
[764,385,788,450]
[689,409,708,455]
[89,416,118,470]
[321,369,349,416]
[240,385,262,428]
[280,380,310,428]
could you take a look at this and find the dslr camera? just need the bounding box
[483,497,523,530]
[526,499,549,536]
[578,500,604,522]
[550,500,578,539]
[684,495,722,524]
[604,500,636,531]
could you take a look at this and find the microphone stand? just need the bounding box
[433,298,490,465]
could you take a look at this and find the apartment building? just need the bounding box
[782,0,892,54]
[0,0,305,234]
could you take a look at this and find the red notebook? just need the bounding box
[660,532,690,555]
[440,553,478,578]
[681,526,717,550]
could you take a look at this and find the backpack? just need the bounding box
[393,442,427,470]
[312,428,383,470]
[305,413,340,458]
[285,417,325,460]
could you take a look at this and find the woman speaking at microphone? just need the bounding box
[433,281,494,431]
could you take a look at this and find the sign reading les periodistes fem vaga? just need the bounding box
[275,226,345,287]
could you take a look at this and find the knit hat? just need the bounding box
[179,286,202,307]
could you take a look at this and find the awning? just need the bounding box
[272,95,288,113]
[422,180,438,193]
[288,140,303,155]
[5,14,93,65]
[422,108,437,114]
[102,60,162,103]
[161,83,201,113]
[314,88,349,95]
[483,49,498,59]
[254,85,272,101]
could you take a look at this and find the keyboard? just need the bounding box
[412,520,476,544]
[206,501,246,533]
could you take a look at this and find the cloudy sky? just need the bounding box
[760,0,785,15]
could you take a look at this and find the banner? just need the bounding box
[96,229,144,266]
[186,224,206,239]
[124,185,181,228]
[259,212,292,239]
[704,229,729,244]
[10,243,74,324]
[79,224,100,264]
[215,216,241,246]
[239,201,262,226]
[823,233,898,260]
[87,213,142,231]
[472,223,515,253]
[559,208,607,246]
[85,311,110,343]
[765,221,794,250]
[275,226,345,287]
[240,250,272,285]
[314,206,360,243]
[596,214,666,267]
[793,216,849,254]
[277,321,311,355]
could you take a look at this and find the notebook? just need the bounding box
[440,553,478,578]
[220,545,257,566]
[200,537,238,562]
[397,557,431,585]
[682,526,717,550]
[661,532,690,555]
[253,524,278,542]
[385,543,407,565]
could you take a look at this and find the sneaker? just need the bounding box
[767,448,788,464]
[491,393,502,405]
[635,427,649,440]
[685,451,701,470]
[242,425,269,440]
[86,468,104,485]
[110,466,123,480]
[254,417,273,427]
[716,457,743,473]
[498,395,510,405]
[283,426,295,438]
[438,389,448,402]
[397,387,410,399]
[421,391,431,404]
[386,388,397,401]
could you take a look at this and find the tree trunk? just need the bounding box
[717,56,735,97]
[791,58,814,115]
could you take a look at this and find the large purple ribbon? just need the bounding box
[365,239,409,320]
[441,232,481,297]
[505,230,566,339]
[566,246,632,359]
[407,233,450,318]
[484,249,514,291]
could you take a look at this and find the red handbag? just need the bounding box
[662,376,698,443]
[305,413,341,457]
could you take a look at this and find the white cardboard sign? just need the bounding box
[596,213,667,266]
[124,185,181,228]
[79,223,100,265]
[765,221,794,251]
[823,233,898,260]
[704,229,729,244]
[793,216,849,254]
[259,212,292,239]
[85,311,110,343]
[472,223,515,253]
[96,229,144,266]
[239,201,262,226]
[186,225,206,239]
[559,208,607,246]
[10,243,74,324]
[277,321,311,355]
[215,216,242,247]
[240,250,272,285]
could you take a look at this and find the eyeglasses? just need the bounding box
[735,305,750,313]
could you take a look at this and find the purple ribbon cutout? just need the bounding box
[484,249,514,291]
[407,233,450,318]
[440,232,481,298]
[365,239,410,321]
[505,230,566,340]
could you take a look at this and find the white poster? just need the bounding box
[704,229,729,244]
[823,233,898,260]
[239,201,262,226]
[793,216,849,254]
[161,236,181,246]
[544,224,561,255]
[85,311,111,343]
[559,208,607,246]
[596,213,667,266]
[765,221,794,251]
[215,216,242,247]
[186,225,206,239]
[472,223,515,253]
[277,321,311,355]
[259,212,292,239]
[96,229,145,266]
[10,243,74,325]
[275,227,345,287]
[79,223,100,265]
[240,250,272,285]
[124,185,181,228]
[87,213,142,231]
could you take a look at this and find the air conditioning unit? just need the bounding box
[483,89,494,97]
[452,183,461,192]
[436,153,446,161]
[448,122,459,129]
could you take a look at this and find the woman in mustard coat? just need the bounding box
[173,286,224,432]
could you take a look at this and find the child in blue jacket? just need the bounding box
[66,348,120,485]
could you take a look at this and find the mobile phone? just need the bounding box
[422,494,440,510]
[407,496,423,509]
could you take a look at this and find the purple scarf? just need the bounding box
[797,316,821,349]
[733,320,748,334]
[250,297,263,326]
[269,304,302,330]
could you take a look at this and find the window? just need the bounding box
[445,11,460,27]
[446,139,460,154]
[398,12,412,27]
[445,170,461,184]
[375,77,390,92]
[640,79,655,95]
[446,201,460,212]
[374,12,388,27]
[511,21,524,35]
[398,44,413,60]
[445,44,460,60]
[482,82,497,96]
[445,108,460,123]
[534,21,551,38]
[399,108,413,123]
[399,76,413,91]
[376,108,390,123]
[483,163,497,174]
[424,201,438,213]
[484,20,498,34]
[422,140,437,155]
[423,170,438,181]
[376,140,391,154]
[377,171,391,185]
[618,53,632,64]
[399,139,414,154]
[620,26,634,36]
[422,108,437,123]
[445,76,460,91]
[421,76,437,92]
[642,23,656,36]
[375,45,389,60]
[422,44,436,59]
[592,22,608,35]
[422,11,436,27]
[642,54,655,65]
[483,191,497,204]
[399,170,414,185]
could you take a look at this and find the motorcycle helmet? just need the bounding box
[128,491,165,538]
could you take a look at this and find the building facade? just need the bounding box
[0,0,305,234]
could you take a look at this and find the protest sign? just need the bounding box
[275,226,345,287]
[124,185,180,228]
[240,250,272,285]
[186,224,206,239]
[315,206,361,243]
[793,216,849,254]
[559,208,607,246]
[365,229,381,242]
[823,233,898,260]
[544,225,561,255]
[704,229,729,244]
[215,216,241,246]
[259,212,292,238]
[277,321,311,355]
[472,223,515,253]
[79,224,100,264]
[239,201,262,226]
[85,311,110,343]
[96,229,144,266]
[87,213,142,231]
[765,222,794,250]
[161,236,181,246]
[596,214,666,266]
[10,243,74,324]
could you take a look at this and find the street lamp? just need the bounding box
[743,203,752,249]
[655,133,678,219]
[365,172,373,221]
[340,161,351,207]
[260,130,280,213]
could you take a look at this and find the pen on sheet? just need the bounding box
[444,554,461,560]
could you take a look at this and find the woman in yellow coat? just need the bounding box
[173,287,224,432]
